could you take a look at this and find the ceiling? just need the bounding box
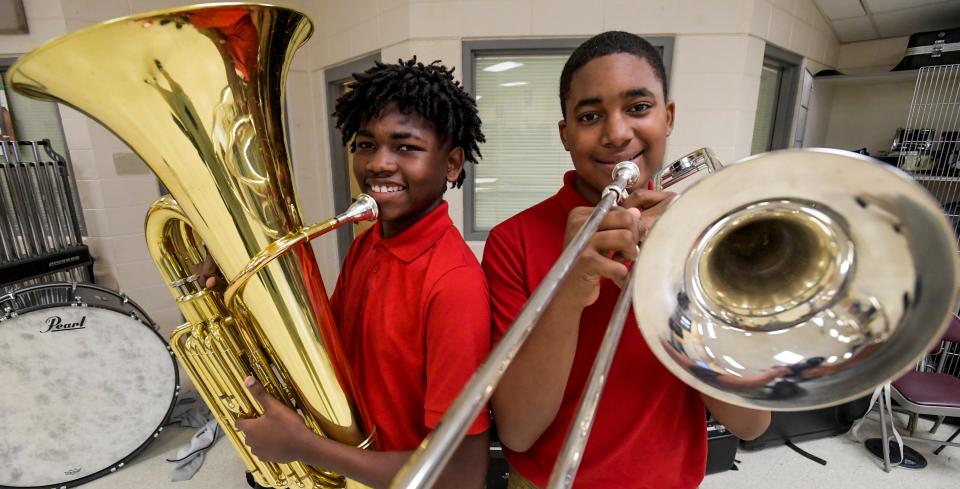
[812,0,960,43]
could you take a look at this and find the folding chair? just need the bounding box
[867,314,960,471]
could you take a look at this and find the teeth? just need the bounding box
[371,184,403,193]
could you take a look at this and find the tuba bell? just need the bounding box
[8,4,377,488]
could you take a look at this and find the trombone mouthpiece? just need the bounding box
[613,161,641,188]
[602,161,641,203]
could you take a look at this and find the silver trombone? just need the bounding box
[392,148,959,489]
[547,150,722,489]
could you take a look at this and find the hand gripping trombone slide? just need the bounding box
[390,161,642,489]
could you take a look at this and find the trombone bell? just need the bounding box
[634,148,959,411]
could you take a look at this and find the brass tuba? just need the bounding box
[8,4,377,488]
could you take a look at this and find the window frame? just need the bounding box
[0,1,28,35]
[755,44,802,153]
[461,37,674,241]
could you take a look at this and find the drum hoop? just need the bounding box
[0,282,181,489]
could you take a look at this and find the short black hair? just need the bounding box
[559,31,668,119]
[333,57,484,188]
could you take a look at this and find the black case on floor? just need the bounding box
[893,28,960,71]
[487,418,742,485]
[488,438,510,489]
[706,420,738,474]
[740,396,871,451]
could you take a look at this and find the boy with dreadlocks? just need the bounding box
[235,58,491,489]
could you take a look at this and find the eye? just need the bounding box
[628,102,652,113]
[398,144,425,152]
[354,140,374,152]
[577,113,600,123]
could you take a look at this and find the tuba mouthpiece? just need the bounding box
[339,194,378,224]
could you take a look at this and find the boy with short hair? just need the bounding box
[235,58,491,489]
[482,32,771,488]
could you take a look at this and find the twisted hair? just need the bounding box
[333,57,484,188]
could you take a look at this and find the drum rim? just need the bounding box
[0,281,181,489]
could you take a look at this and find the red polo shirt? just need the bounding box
[330,201,491,451]
[482,171,707,489]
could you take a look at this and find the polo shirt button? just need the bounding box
[372,265,379,273]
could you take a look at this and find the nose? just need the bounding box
[601,112,632,148]
[365,148,397,174]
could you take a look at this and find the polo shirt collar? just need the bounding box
[370,200,452,262]
[555,170,593,213]
[555,170,654,214]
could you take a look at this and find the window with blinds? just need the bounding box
[473,53,572,231]
[464,39,673,239]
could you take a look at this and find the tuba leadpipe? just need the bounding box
[8,4,379,488]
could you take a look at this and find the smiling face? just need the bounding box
[559,53,674,204]
[352,104,465,237]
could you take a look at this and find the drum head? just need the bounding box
[0,284,178,488]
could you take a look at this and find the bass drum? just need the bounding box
[0,283,179,489]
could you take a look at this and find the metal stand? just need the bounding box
[861,384,960,472]
[933,426,960,455]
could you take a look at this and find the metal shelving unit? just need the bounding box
[892,64,960,250]
[0,139,92,292]
[813,68,919,87]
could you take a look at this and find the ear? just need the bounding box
[445,146,466,183]
[558,119,571,151]
[664,100,675,137]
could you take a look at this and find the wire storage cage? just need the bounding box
[894,64,960,247]
[0,139,92,294]
[892,64,960,378]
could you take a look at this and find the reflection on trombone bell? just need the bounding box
[664,288,889,400]
[635,149,956,411]
[392,147,960,489]
[546,147,957,489]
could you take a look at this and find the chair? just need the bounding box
[873,314,960,470]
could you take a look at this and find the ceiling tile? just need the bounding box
[830,16,880,42]
[872,2,960,37]
[863,0,951,14]
[813,0,866,19]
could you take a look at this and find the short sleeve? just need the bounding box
[481,224,530,345]
[423,265,492,434]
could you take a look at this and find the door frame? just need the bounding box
[324,53,381,263]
